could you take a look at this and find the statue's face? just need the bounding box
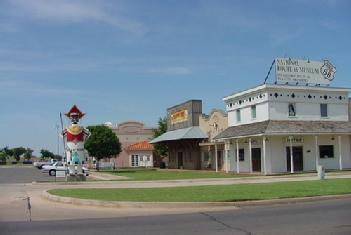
[71,114,79,124]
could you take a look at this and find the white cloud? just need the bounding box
[9,0,145,33]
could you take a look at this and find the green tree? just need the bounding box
[0,151,8,163]
[23,148,34,161]
[40,149,55,160]
[84,125,121,170]
[12,147,26,162]
[152,117,168,157]
[2,146,13,158]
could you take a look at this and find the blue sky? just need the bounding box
[0,0,350,155]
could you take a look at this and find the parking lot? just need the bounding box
[0,166,56,184]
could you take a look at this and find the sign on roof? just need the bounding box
[275,58,336,85]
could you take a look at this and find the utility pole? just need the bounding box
[56,124,60,155]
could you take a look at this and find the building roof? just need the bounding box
[223,83,350,101]
[214,120,351,140]
[150,126,207,144]
[125,141,154,151]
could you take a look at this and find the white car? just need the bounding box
[42,162,89,176]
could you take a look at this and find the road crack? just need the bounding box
[199,212,252,235]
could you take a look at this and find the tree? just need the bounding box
[152,117,168,157]
[2,146,13,158]
[0,151,8,163]
[12,147,26,162]
[40,149,55,160]
[23,148,34,161]
[84,125,121,169]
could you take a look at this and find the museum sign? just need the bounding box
[275,58,336,85]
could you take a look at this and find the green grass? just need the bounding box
[49,178,351,202]
[104,168,252,181]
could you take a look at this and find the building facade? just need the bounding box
[111,121,154,167]
[125,141,154,167]
[199,110,228,171]
[150,100,207,170]
[215,84,351,174]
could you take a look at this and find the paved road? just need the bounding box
[0,166,55,184]
[1,198,351,235]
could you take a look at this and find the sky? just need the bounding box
[0,0,350,155]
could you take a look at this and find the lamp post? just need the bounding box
[56,124,60,156]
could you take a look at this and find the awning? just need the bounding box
[214,120,351,140]
[150,126,207,144]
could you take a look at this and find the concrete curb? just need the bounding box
[42,190,351,209]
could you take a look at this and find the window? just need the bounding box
[320,103,328,117]
[236,109,241,122]
[239,149,244,161]
[319,145,334,158]
[251,105,257,119]
[203,152,210,162]
[146,155,150,161]
[288,103,296,117]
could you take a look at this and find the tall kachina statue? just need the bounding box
[62,105,90,180]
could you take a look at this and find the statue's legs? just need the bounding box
[76,165,83,175]
[68,164,75,175]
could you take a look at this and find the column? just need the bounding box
[249,138,252,173]
[314,136,319,170]
[225,141,230,173]
[214,143,218,172]
[236,139,240,173]
[289,136,294,173]
[338,135,343,170]
[262,137,267,175]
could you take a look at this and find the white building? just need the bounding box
[214,84,351,174]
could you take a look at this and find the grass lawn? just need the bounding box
[49,178,351,202]
[104,168,252,181]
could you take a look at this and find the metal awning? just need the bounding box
[150,126,207,144]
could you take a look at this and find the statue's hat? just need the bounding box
[65,105,85,119]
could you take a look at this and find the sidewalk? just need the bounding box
[89,171,129,180]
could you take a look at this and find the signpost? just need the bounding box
[275,58,336,85]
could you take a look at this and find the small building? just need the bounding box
[150,100,207,169]
[125,141,154,167]
[215,83,351,174]
[110,121,155,167]
[199,109,228,171]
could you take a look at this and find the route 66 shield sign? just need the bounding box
[320,60,336,81]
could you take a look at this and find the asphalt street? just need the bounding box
[0,166,55,184]
[1,198,351,235]
[1,167,351,234]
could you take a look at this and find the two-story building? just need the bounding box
[214,83,351,174]
[111,121,155,167]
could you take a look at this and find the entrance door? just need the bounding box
[177,152,183,169]
[286,146,303,172]
[251,148,261,172]
[131,155,139,167]
[217,150,222,169]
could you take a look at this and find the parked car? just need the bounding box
[42,162,89,176]
[33,159,57,169]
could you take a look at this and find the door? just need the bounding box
[252,148,261,172]
[286,146,303,172]
[217,150,222,169]
[131,155,139,167]
[177,152,183,169]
